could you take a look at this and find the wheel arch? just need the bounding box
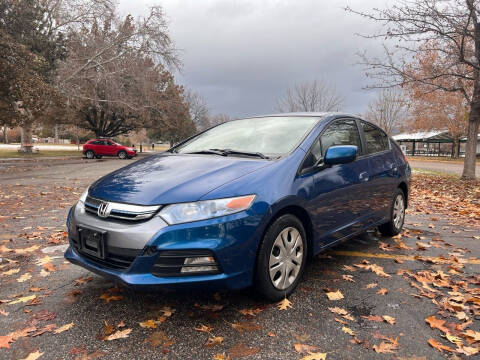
[398,181,408,207]
[260,204,315,260]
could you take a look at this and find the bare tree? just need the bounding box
[346,0,480,179]
[185,89,210,131]
[276,79,344,113]
[365,89,408,136]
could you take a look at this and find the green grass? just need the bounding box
[0,149,83,159]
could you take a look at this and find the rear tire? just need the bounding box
[85,150,94,159]
[118,151,127,159]
[378,189,406,237]
[254,214,307,301]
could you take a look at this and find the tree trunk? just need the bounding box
[21,122,33,154]
[462,99,480,179]
[452,137,460,159]
[1,124,7,144]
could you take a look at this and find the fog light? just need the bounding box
[181,265,219,273]
[183,256,215,265]
[180,256,218,273]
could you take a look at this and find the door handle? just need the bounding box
[359,172,369,182]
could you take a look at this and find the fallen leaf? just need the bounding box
[2,268,20,276]
[366,283,378,289]
[300,353,327,360]
[206,336,224,348]
[8,295,36,305]
[342,275,355,282]
[382,315,395,325]
[325,290,344,301]
[230,321,262,333]
[194,324,213,333]
[20,350,44,360]
[139,319,158,329]
[212,353,230,360]
[294,343,319,354]
[54,322,74,334]
[228,343,259,358]
[104,328,131,341]
[17,273,32,282]
[99,293,123,303]
[377,288,388,295]
[342,327,355,336]
[277,298,292,310]
[373,341,398,353]
[428,338,455,353]
[361,315,383,322]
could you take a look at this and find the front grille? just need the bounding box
[84,196,160,221]
[152,250,221,277]
[71,236,140,270]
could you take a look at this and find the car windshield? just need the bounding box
[174,117,319,157]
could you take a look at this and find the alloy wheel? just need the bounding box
[268,227,304,290]
[392,194,405,230]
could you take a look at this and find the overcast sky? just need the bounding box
[118,0,390,118]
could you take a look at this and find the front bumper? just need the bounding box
[65,204,264,291]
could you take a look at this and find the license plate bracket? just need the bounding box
[78,226,106,259]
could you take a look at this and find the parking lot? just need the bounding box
[1,157,480,359]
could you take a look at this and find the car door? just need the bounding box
[360,121,398,222]
[303,118,373,248]
[105,140,117,156]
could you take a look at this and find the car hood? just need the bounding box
[88,153,273,205]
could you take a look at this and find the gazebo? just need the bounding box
[392,130,460,157]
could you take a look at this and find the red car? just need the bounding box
[83,139,137,160]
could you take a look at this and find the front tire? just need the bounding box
[254,214,307,301]
[118,151,127,159]
[85,150,95,159]
[378,189,406,237]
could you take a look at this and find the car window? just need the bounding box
[175,116,319,156]
[361,122,389,154]
[320,119,362,155]
[301,139,322,169]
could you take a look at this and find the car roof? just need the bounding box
[242,112,361,122]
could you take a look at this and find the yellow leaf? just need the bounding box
[2,268,20,276]
[54,322,74,334]
[160,306,175,317]
[341,327,355,336]
[277,298,292,310]
[139,319,158,329]
[100,293,123,303]
[366,283,377,289]
[20,350,43,360]
[205,336,223,348]
[294,343,319,354]
[300,352,327,360]
[8,295,36,305]
[17,273,32,283]
[194,324,213,333]
[325,290,344,301]
[377,288,388,295]
[328,307,348,316]
[104,328,131,341]
[383,315,396,325]
[212,353,230,360]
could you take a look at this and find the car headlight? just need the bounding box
[75,187,89,214]
[159,195,256,225]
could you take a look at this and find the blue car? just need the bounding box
[65,113,410,300]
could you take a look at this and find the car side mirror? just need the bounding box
[324,145,357,166]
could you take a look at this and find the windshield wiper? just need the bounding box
[210,149,269,159]
[185,149,227,156]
